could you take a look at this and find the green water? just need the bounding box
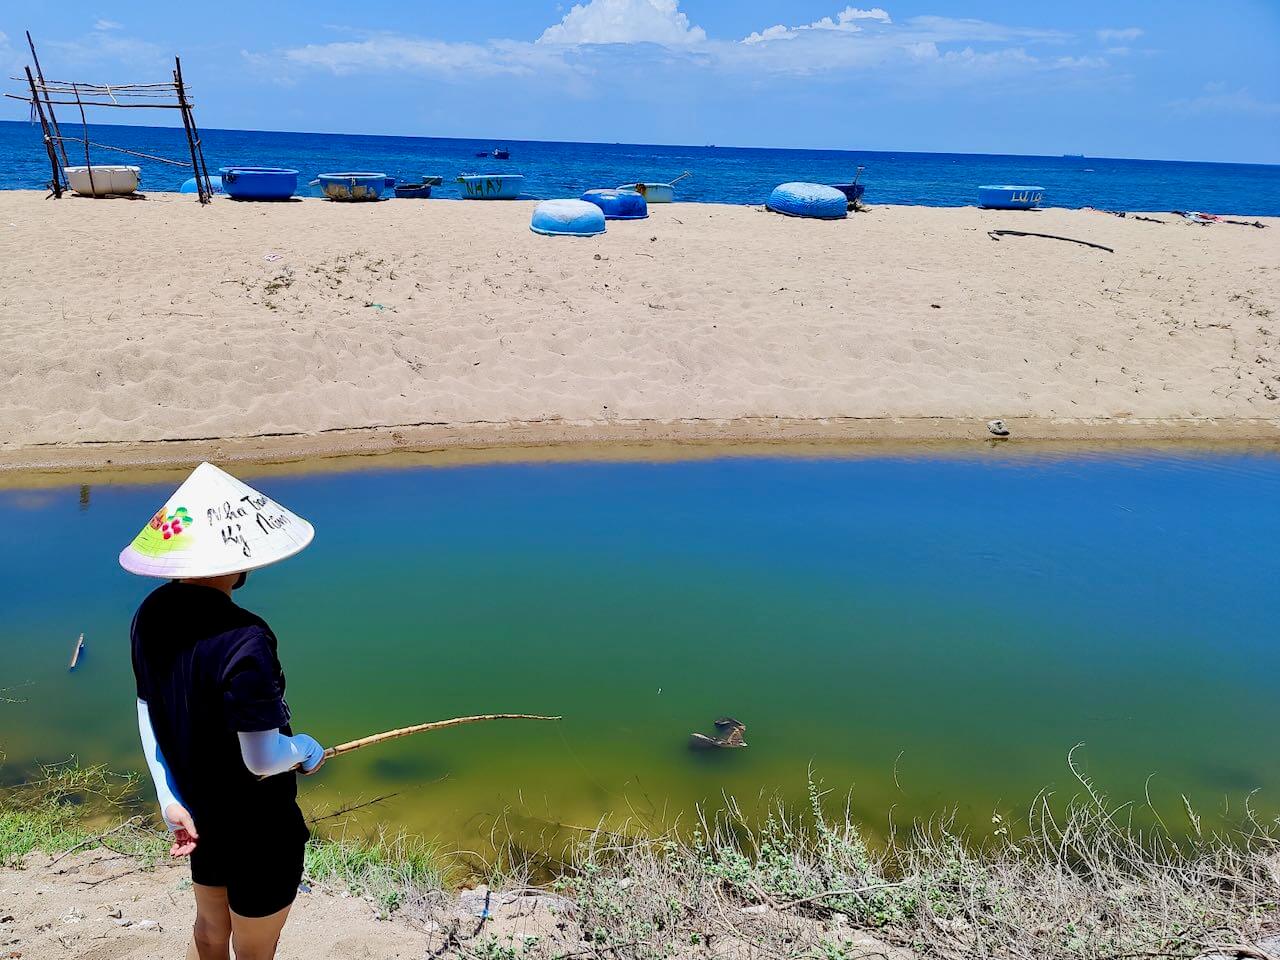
[2,451,1278,850]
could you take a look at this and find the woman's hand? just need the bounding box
[164,803,199,857]
[298,735,326,776]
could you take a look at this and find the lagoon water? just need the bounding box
[2,451,1279,849]
[2,120,1279,214]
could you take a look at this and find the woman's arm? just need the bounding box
[135,698,186,830]
[237,729,326,777]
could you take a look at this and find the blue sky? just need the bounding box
[2,1,1277,162]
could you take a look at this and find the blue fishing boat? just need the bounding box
[830,165,866,204]
[978,185,1044,210]
[394,175,444,199]
[531,199,606,237]
[458,174,524,200]
[311,172,396,201]
[766,182,848,220]
[581,189,648,220]
[179,174,223,194]
[219,167,298,201]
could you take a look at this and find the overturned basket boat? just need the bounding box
[531,199,607,237]
[767,182,848,220]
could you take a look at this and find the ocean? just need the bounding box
[2,119,1278,214]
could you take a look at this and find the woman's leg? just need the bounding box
[229,904,293,960]
[187,884,232,960]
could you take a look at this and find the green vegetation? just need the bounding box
[2,756,1278,959]
[303,827,450,917]
[0,762,165,867]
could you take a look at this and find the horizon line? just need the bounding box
[0,116,1275,169]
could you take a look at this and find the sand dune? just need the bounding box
[0,191,1276,465]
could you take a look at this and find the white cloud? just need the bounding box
[538,0,706,46]
[268,2,1101,88]
[94,19,124,31]
[744,6,890,44]
[283,36,569,76]
[46,29,164,71]
[1097,27,1143,43]
[1170,84,1280,116]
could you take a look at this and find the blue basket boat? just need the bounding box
[830,182,865,203]
[531,200,607,237]
[458,174,524,200]
[179,174,224,194]
[312,172,396,201]
[581,189,648,221]
[394,176,444,199]
[978,185,1044,210]
[766,183,849,220]
[219,167,298,201]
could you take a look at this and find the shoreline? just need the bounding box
[2,416,1280,485]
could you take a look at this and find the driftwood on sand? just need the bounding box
[987,230,1115,253]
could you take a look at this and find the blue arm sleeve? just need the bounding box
[135,699,184,831]
[237,729,325,777]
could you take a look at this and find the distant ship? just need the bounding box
[1063,153,1086,159]
[474,147,510,159]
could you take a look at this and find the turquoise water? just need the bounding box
[2,451,1278,848]
[2,120,1279,214]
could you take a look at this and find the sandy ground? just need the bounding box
[0,850,907,960]
[0,191,1277,469]
[0,850,572,960]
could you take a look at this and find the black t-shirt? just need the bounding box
[131,582,305,840]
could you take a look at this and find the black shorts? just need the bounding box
[190,827,308,918]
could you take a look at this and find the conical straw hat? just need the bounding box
[119,462,314,578]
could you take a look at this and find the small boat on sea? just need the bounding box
[311,172,396,201]
[394,175,444,199]
[220,167,299,201]
[978,185,1044,210]
[617,171,690,204]
[64,165,140,197]
[475,147,510,160]
[458,174,524,200]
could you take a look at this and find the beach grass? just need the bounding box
[2,756,1278,958]
[303,827,451,916]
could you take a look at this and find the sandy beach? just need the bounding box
[0,191,1276,470]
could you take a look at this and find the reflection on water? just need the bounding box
[1,450,1278,848]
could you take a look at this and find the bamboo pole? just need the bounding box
[26,32,68,167]
[323,714,562,761]
[71,83,96,198]
[172,58,207,204]
[24,67,61,198]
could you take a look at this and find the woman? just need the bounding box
[121,462,326,960]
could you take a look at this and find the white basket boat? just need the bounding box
[64,165,141,197]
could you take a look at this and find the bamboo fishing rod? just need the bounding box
[321,713,561,762]
[268,714,560,779]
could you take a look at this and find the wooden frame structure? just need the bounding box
[6,33,215,203]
